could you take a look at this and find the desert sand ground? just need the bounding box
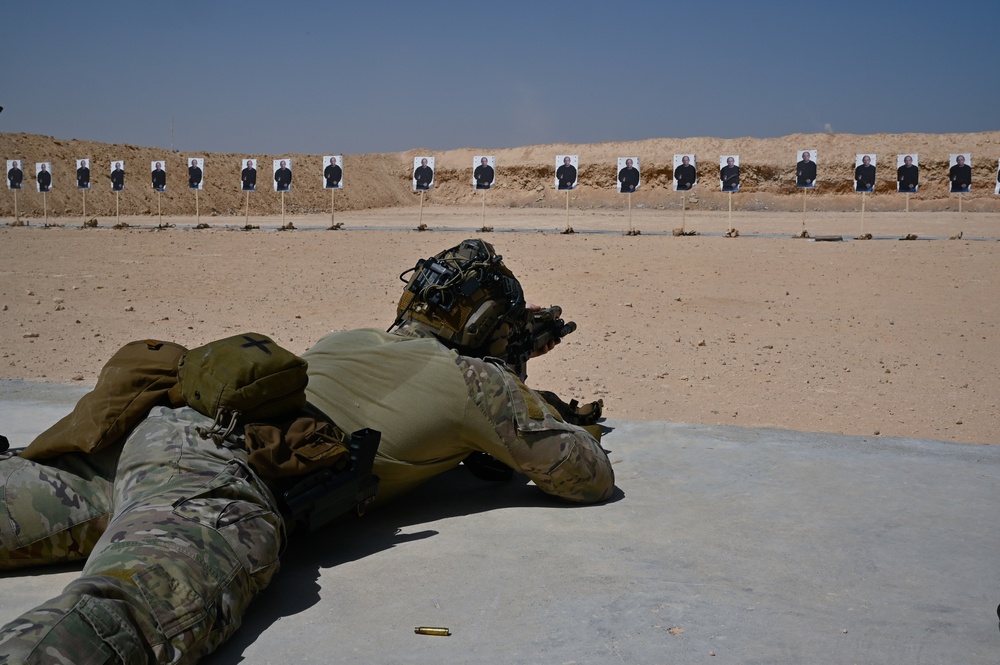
[3,130,999,444]
[1,205,997,445]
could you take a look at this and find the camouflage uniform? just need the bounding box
[0,406,284,664]
[0,327,611,663]
[303,327,614,505]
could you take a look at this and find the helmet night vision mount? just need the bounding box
[391,239,527,358]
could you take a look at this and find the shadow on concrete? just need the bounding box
[209,466,624,664]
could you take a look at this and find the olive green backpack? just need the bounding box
[174,332,309,441]
[21,333,310,458]
[21,339,187,460]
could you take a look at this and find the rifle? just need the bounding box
[281,427,381,532]
[507,305,577,380]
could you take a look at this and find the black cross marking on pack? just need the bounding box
[241,335,273,355]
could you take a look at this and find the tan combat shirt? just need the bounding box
[302,329,614,505]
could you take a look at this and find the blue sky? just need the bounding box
[2,1,997,155]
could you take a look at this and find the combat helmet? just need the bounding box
[390,238,527,358]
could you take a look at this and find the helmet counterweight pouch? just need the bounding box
[175,333,309,442]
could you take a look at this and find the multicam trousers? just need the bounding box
[0,407,285,664]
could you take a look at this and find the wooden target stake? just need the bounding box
[628,192,633,234]
[681,191,687,232]
[564,189,571,232]
[42,191,47,224]
[419,190,424,227]
[331,187,336,227]
[481,187,486,227]
[157,190,162,226]
[116,190,120,226]
[801,188,807,233]
[860,191,866,237]
[905,191,910,213]
[958,192,963,213]
[281,190,286,228]
[727,191,733,233]
[195,188,200,225]
[82,188,87,224]
[244,190,250,225]
[13,188,18,222]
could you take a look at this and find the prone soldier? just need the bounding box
[0,238,613,664]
